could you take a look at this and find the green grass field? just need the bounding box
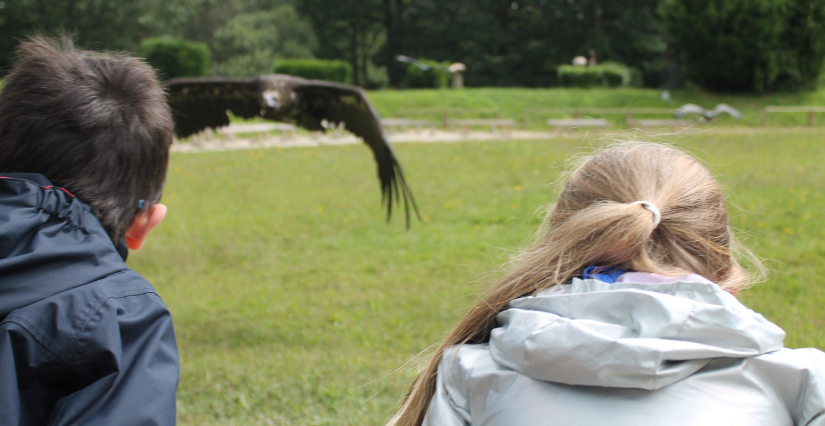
[366,87,825,128]
[224,86,825,132]
[132,129,825,425]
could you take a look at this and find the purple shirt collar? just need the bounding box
[583,266,713,285]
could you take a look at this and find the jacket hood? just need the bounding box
[0,173,126,319]
[489,275,786,391]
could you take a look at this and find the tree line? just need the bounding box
[1,0,824,92]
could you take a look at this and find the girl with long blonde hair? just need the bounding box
[390,143,825,426]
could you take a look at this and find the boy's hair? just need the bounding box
[390,143,762,426]
[0,36,173,241]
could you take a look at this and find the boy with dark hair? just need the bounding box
[0,37,178,425]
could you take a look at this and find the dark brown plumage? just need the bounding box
[166,74,419,226]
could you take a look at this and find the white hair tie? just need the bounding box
[631,201,661,227]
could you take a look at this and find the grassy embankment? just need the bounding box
[223,86,825,133]
[132,130,825,425]
[366,86,825,129]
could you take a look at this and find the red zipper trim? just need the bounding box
[42,186,76,197]
[0,176,76,197]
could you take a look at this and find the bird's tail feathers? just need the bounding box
[383,157,421,229]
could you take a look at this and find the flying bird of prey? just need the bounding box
[166,75,419,226]
[395,55,458,73]
[674,103,742,120]
[395,55,437,71]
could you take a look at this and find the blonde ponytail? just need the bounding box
[389,143,761,426]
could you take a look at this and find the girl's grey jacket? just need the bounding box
[424,273,825,425]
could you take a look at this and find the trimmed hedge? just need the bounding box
[403,59,452,89]
[140,38,210,79]
[557,62,633,88]
[273,59,352,83]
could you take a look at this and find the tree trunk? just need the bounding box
[361,28,369,86]
[384,0,397,87]
[350,23,361,86]
[66,0,76,23]
[495,0,510,31]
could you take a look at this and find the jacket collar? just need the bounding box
[0,174,126,318]
[490,275,786,390]
[0,172,53,187]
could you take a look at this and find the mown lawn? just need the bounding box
[226,87,825,131]
[367,87,825,128]
[130,129,825,425]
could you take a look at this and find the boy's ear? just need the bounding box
[124,204,167,251]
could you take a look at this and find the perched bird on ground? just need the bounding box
[674,103,742,121]
[166,75,419,226]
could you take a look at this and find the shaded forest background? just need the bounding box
[1,0,825,91]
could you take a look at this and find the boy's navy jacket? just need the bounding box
[0,174,179,425]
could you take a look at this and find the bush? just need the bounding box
[662,0,825,92]
[557,65,599,88]
[403,59,452,89]
[557,62,633,88]
[273,59,352,84]
[140,38,210,80]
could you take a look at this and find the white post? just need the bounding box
[449,63,466,89]
[452,72,464,89]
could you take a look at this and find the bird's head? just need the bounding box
[259,78,299,119]
[262,90,282,110]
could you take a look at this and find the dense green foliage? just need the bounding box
[299,0,667,88]
[137,131,825,424]
[1,0,824,90]
[294,0,386,87]
[662,0,825,92]
[0,0,143,70]
[367,86,825,129]
[0,0,153,71]
[273,59,353,83]
[140,38,211,79]
[402,60,452,88]
[557,62,634,88]
[0,0,314,78]
[780,0,825,89]
[211,5,317,77]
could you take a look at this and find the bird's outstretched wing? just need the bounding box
[289,79,421,227]
[673,103,707,119]
[708,104,742,119]
[166,77,261,138]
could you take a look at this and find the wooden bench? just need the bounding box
[394,108,500,128]
[635,119,694,129]
[448,119,516,136]
[764,106,825,126]
[546,118,610,133]
[381,118,436,134]
[216,123,296,141]
[525,108,672,128]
